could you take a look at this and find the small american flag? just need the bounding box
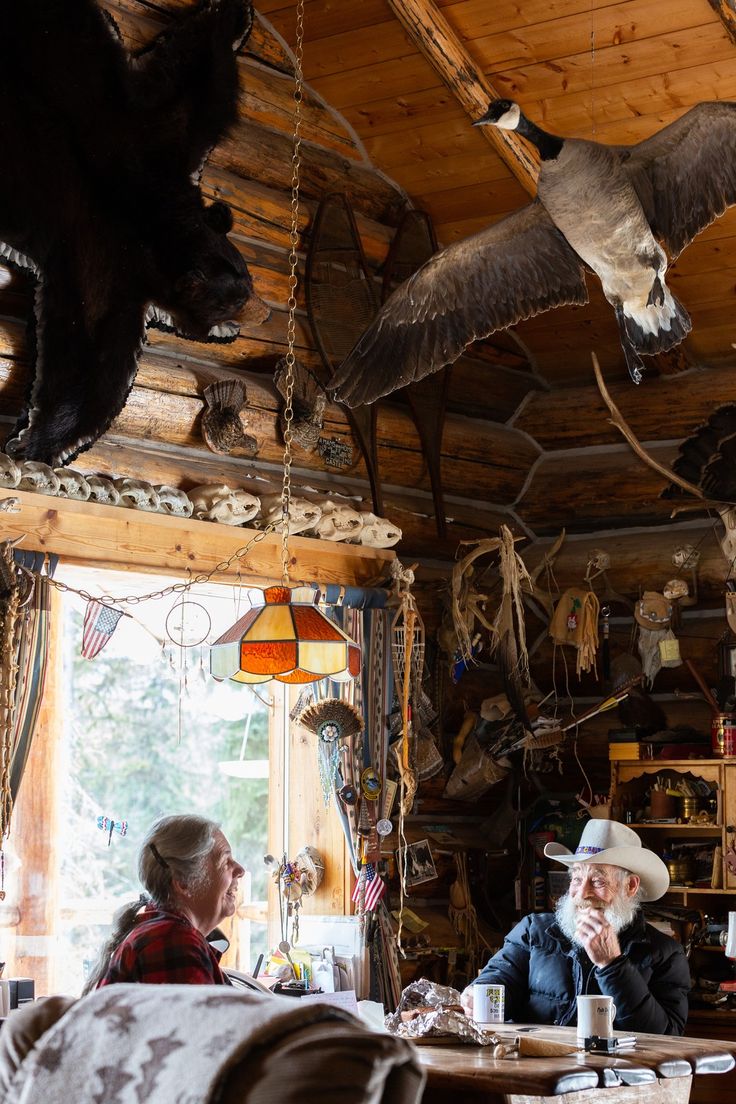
[352,863,386,911]
[82,600,124,660]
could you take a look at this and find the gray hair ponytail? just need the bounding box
[139,814,220,905]
[81,814,219,995]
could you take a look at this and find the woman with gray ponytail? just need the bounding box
[83,814,244,993]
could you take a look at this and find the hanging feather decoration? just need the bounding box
[201,379,258,456]
[297,698,363,743]
[297,698,364,808]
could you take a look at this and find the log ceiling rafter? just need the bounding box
[384,0,539,196]
[707,0,736,44]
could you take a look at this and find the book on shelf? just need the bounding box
[609,742,644,760]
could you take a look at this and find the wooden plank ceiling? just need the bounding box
[259,0,736,387]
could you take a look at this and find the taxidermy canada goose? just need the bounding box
[329,99,736,406]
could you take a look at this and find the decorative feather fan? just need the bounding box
[298,698,364,807]
[201,379,258,456]
[297,698,363,743]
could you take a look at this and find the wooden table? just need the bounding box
[416,1025,736,1104]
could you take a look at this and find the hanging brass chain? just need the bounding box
[280,0,305,586]
[41,1,307,608]
[47,523,276,608]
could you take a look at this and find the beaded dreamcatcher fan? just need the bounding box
[297,697,364,806]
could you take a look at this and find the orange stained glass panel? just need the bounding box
[292,605,344,641]
[240,639,298,674]
[263,585,292,604]
[348,645,361,677]
[243,603,296,642]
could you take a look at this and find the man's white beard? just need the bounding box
[555,891,640,945]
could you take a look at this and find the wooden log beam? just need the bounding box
[212,123,407,225]
[0,352,539,506]
[706,0,736,44]
[516,442,685,533]
[514,364,736,452]
[384,0,538,196]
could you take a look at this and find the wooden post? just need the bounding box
[9,587,63,997]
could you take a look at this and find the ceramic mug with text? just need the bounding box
[577,994,616,1040]
[473,982,505,1023]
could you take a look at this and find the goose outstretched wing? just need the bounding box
[328,201,588,407]
[623,101,736,259]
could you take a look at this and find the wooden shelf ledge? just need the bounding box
[0,490,395,587]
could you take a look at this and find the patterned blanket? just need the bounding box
[5,984,423,1104]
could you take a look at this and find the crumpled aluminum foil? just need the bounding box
[384,978,500,1046]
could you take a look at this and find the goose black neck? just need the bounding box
[516,115,563,161]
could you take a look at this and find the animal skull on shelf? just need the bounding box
[18,461,60,495]
[259,493,322,534]
[357,511,402,548]
[311,500,363,542]
[189,484,260,525]
[114,477,161,512]
[154,485,193,518]
[0,454,20,488]
[54,467,91,500]
[86,474,120,505]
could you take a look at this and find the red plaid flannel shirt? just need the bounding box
[97,905,228,987]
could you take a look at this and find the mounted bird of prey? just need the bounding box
[329,99,736,407]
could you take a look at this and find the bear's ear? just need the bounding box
[205,201,233,233]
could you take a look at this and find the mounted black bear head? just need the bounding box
[0,0,268,467]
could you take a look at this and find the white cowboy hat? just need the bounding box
[543,819,670,902]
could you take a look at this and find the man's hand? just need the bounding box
[460,985,474,1017]
[575,907,621,967]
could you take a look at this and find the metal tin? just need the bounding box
[677,795,700,822]
[711,713,736,757]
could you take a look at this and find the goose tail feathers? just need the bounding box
[621,290,692,356]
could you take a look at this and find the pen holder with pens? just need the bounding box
[650,789,676,819]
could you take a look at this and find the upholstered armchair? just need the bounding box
[0,985,424,1104]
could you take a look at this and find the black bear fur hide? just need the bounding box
[0,0,267,466]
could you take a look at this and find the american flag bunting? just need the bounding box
[81,599,124,659]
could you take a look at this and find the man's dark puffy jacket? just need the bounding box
[475,911,690,1035]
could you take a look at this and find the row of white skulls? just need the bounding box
[0,457,402,548]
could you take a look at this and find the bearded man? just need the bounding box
[461,820,690,1035]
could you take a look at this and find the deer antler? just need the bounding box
[591,353,706,500]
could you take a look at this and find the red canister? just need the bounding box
[711,713,736,757]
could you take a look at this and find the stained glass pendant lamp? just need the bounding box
[211,585,361,685]
[210,6,360,687]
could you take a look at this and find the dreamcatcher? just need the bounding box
[164,595,211,743]
[296,698,364,806]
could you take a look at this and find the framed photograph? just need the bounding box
[402,839,437,887]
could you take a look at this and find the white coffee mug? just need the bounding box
[473,982,505,1023]
[576,994,616,1040]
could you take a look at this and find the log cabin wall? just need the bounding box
[1,0,736,1000]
